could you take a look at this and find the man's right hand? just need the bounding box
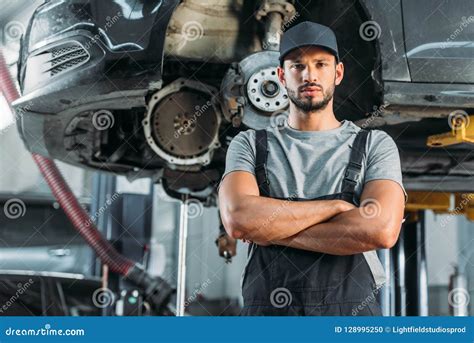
[336,200,357,213]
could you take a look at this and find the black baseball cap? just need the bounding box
[279,21,339,66]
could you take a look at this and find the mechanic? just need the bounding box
[218,21,406,316]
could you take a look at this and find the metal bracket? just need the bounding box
[405,191,474,221]
[427,114,474,147]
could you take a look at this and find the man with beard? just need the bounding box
[218,21,407,316]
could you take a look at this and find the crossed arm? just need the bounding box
[218,171,405,255]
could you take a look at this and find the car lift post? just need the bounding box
[392,226,407,316]
[403,211,429,316]
[176,195,189,316]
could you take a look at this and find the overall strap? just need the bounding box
[255,129,270,197]
[341,129,370,203]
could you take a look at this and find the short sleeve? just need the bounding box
[364,130,407,203]
[218,130,257,190]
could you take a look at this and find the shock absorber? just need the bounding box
[255,0,296,51]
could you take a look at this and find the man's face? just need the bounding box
[277,46,344,112]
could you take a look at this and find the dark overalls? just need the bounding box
[240,128,383,316]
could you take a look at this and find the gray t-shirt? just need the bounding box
[220,119,406,289]
[221,119,407,202]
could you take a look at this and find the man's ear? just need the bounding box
[335,62,344,86]
[277,66,286,87]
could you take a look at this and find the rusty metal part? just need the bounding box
[220,62,246,125]
[165,0,256,62]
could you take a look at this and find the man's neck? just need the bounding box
[287,103,341,131]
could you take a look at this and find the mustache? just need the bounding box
[298,83,323,92]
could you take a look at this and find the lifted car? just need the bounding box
[13,0,474,203]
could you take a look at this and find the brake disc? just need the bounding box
[221,51,289,129]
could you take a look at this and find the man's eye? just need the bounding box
[292,64,305,69]
[317,63,327,67]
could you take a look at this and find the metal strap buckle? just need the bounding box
[344,162,362,183]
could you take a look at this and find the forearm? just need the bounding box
[221,195,347,241]
[272,207,395,255]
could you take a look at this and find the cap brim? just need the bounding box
[279,44,339,63]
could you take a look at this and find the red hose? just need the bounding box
[0,53,19,103]
[31,154,135,274]
[0,51,134,276]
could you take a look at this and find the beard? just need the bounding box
[286,82,335,112]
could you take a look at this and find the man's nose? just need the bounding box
[303,65,319,83]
